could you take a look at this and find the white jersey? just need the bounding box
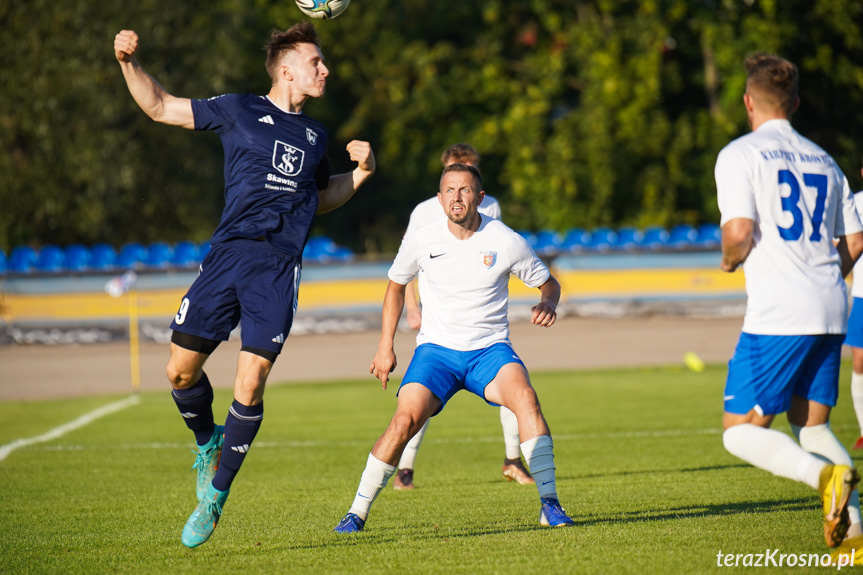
[389,216,550,351]
[852,191,863,298]
[403,194,501,240]
[716,119,863,335]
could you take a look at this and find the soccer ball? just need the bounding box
[295,0,350,20]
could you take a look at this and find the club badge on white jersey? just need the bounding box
[481,251,497,269]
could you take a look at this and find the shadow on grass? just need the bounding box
[572,495,815,528]
[279,522,550,551]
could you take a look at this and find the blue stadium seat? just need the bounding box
[582,227,617,252]
[329,246,355,263]
[36,245,65,272]
[9,246,37,273]
[0,250,6,275]
[63,244,90,271]
[694,223,721,250]
[89,243,117,270]
[170,241,200,267]
[533,230,562,256]
[116,242,147,269]
[666,224,698,249]
[144,242,172,268]
[560,228,589,253]
[639,226,669,250]
[303,236,337,263]
[611,227,643,251]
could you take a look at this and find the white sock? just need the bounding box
[397,420,428,470]
[521,435,557,500]
[797,423,862,529]
[500,407,521,460]
[723,424,826,489]
[348,453,396,521]
[852,372,863,436]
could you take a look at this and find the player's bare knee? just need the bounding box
[392,409,424,440]
[166,363,195,389]
[234,374,264,399]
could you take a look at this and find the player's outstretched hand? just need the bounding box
[114,30,139,63]
[530,302,556,328]
[346,140,375,175]
[370,348,397,390]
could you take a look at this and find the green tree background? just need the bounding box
[2,0,863,255]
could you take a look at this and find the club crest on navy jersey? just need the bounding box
[273,140,305,177]
[480,251,497,269]
[306,127,318,145]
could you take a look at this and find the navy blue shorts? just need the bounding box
[724,332,843,416]
[170,239,300,357]
[845,297,863,349]
[399,342,525,415]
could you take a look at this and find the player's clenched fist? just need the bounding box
[346,140,375,174]
[114,30,139,62]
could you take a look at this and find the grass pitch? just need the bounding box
[1,362,861,574]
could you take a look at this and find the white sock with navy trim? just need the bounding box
[348,453,396,521]
[521,435,557,500]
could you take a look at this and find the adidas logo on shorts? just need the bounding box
[272,333,285,344]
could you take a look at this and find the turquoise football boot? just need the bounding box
[182,483,230,548]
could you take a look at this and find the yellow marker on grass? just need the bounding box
[683,351,705,373]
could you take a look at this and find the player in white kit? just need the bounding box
[334,162,574,532]
[844,165,863,451]
[394,144,534,491]
[717,53,863,562]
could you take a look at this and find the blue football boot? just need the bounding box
[333,512,365,533]
[539,497,575,527]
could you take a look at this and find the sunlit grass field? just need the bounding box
[2,362,862,574]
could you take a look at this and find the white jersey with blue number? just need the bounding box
[389,216,549,351]
[851,191,863,298]
[716,119,863,335]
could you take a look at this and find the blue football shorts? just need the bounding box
[845,297,863,349]
[724,332,843,416]
[399,342,526,415]
[170,239,300,357]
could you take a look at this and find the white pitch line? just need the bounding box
[0,395,141,462]
[27,426,723,453]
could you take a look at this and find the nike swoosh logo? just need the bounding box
[429,253,446,259]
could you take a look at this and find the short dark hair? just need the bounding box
[439,162,483,190]
[265,22,320,82]
[744,52,798,117]
[441,144,481,168]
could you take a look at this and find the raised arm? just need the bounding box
[837,232,863,278]
[317,140,375,213]
[531,275,561,328]
[369,280,406,389]
[720,217,754,273]
[114,30,194,129]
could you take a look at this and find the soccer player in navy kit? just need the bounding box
[114,23,375,547]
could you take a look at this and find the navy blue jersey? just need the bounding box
[192,94,331,256]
